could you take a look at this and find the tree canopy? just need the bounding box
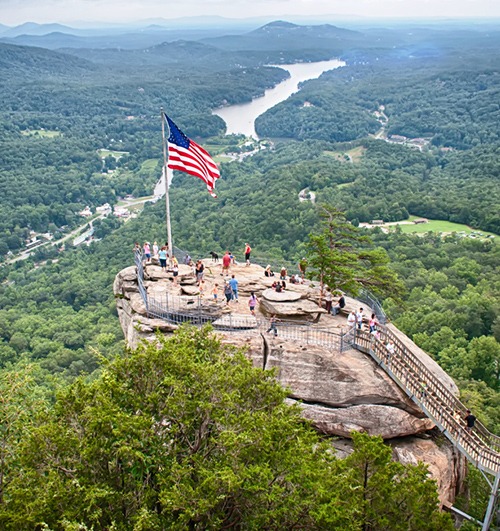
[0,326,451,530]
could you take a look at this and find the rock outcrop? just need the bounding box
[114,260,465,504]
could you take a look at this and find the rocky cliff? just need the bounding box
[114,259,466,505]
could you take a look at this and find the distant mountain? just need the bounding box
[0,43,97,78]
[0,22,80,37]
[0,28,246,50]
[61,39,251,69]
[202,20,364,52]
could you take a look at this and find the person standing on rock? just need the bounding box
[267,314,278,337]
[347,311,356,328]
[152,241,159,260]
[212,283,219,302]
[298,258,307,280]
[222,251,231,276]
[325,287,333,314]
[248,292,259,315]
[229,275,239,302]
[159,246,168,272]
[244,243,252,266]
[195,260,204,285]
[143,242,151,263]
[224,281,233,305]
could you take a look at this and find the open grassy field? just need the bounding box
[97,149,129,159]
[140,159,159,172]
[396,217,497,238]
[22,129,61,138]
[323,146,365,163]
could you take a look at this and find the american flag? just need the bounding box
[164,113,220,197]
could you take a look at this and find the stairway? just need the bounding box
[348,325,500,530]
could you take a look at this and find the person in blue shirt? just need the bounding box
[228,275,239,302]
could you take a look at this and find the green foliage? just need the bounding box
[0,326,449,530]
[341,432,454,531]
[306,205,403,299]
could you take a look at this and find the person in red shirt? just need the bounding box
[222,250,231,276]
[244,243,252,266]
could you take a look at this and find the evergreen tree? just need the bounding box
[306,205,404,299]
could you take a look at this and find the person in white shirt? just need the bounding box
[347,311,356,328]
[356,308,364,330]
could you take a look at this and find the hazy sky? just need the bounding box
[1,0,499,26]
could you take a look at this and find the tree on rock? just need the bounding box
[306,205,404,299]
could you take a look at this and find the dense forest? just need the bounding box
[0,18,499,526]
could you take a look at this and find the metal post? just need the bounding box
[482,473,500,530]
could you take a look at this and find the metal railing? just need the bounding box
[348,325,500,475]
[134,250,341,349]
[356,289,387,325]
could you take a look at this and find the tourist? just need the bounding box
[244,243,252,266]
[222,251,231,276]
[465,410,476,433]
[267,314,278,337]
[332,293,346,316]
[420,380,428,399]
[248,292,259,316]
[224,281,233,305]
[152,241,159,260]
[195,260,204,284]
[212,283,219,302]
[229,275,239,302]
[324,287,333,314]
[158,246,168,271]
[298,258,307,280]
[143,242,151,263]
[356,307,364,330]
[347,311,356,328]
[280,266,287,280]
[275,282,283,293]
[199,280,205,297]
[386,341,395,359]
[229,251,237,265]
[264,264,274,277]
[172,260,179,285]
[184,254,192,266]
[369,313,378,333]
[133,242,141,255]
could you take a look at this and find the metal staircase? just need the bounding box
[348,325,500,530]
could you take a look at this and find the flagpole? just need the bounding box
[161,107,174,261]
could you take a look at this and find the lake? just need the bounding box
[213,59,345,138]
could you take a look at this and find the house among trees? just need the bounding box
[413,218,429,224]
[371,219,384,225]
[79,206,92,217]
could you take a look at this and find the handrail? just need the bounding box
[351,326,500,475]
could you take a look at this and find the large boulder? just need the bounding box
[114,263,465,505]
[295,402,434,438]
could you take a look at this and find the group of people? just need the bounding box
[324,290,346,316]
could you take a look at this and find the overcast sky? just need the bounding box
[1,0,499,26]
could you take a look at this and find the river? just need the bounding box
[213,59,345,138]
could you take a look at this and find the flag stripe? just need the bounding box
[164,113,220,196]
